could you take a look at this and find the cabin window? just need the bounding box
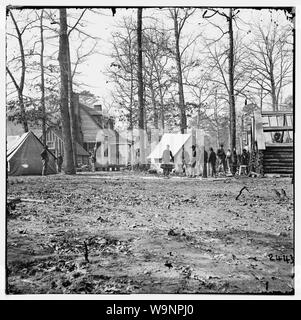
[46,141,54,149]
[84,142,94,152]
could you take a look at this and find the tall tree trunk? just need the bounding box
[155,65,165,131]
[197,106,201,129]
[18,93,28,132]
[59,8,75,174]
[173,10,186,134]
[129,74,135,169]
[66,36,78,166]
[270,63,278,111]
[150,82,159,129]
[137,8,146,167]
[214,92,220,148]
[129,74,134,131]
[228,8,236,152]
[40,9,46,145]
[158,85,165,131]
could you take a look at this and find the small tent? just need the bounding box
[147,133,193,172]
[7,131,57,176]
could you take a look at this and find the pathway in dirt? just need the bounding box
[6,172,294,294]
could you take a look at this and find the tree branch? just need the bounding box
[68,9,87,36]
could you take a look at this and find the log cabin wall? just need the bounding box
[253,110,293,175]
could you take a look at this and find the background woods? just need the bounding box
[6,7,294,170]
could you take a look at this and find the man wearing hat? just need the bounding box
[41,145,49,176]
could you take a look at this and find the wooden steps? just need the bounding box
[263,145,293,174]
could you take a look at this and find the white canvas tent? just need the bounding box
[7,131,57,176]
[147,133,193,172]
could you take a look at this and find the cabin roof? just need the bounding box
[47,127,90,156]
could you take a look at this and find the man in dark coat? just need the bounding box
[241,148,250,174]
[41,145,49,176]
[190,145,197,177]
[57,153,63,173]
[217,144,226,173]
[202,147,208,178]
[208,147,217,177]
[90,150,96,172]
[232,148,238,175]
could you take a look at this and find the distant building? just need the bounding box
[72,95,132,169]
[43,126,90,166]
[6,93,134,169]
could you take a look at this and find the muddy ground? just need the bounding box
[6,171,294,295]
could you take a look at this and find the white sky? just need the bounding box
[4,6,294,108]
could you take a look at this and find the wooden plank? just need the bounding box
[264,160,293,164]
[265,148,294,152]
[262,111,293,116]
[263,126,293,132]
[265,143,293,147]
[267,115,273,141]
[7,197,46,203]
[264,156,293,160]
[264,170,293,173]
[263,163,294,167]
[264,166,293,169]
[254,110,266,150]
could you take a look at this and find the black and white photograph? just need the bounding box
[2,1,297,297]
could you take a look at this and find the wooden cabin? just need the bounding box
[73,96,132,170]
[43,126,90,166]
[251,110,293,175]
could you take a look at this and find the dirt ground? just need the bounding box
[6,171,294,295]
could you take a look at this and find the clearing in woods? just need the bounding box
[6,172,294,294]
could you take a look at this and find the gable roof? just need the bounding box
[47,127,90,156]
[79,103,115,130]
[79,103,102,116]
[147,133,191,159]
[79,103,104,128]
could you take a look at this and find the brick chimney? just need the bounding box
[94,104,102,113]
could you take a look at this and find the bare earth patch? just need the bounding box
[6,172,294,294]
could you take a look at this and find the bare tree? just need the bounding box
[137,8,146,167]
[247,21,293,111]
[65,11,89,166]
[169,8,196,133]
[228,8,236,152]
[38,9,46,144]
[107,16,138,130]
[143,26,173,130]
[6,10,36,132]
[184,58,214,129]
[203,8,243,151]
[58,8,75,174]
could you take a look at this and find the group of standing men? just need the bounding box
[161,143,250,178]
[207,144,236,177]
[206,144,250,177]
